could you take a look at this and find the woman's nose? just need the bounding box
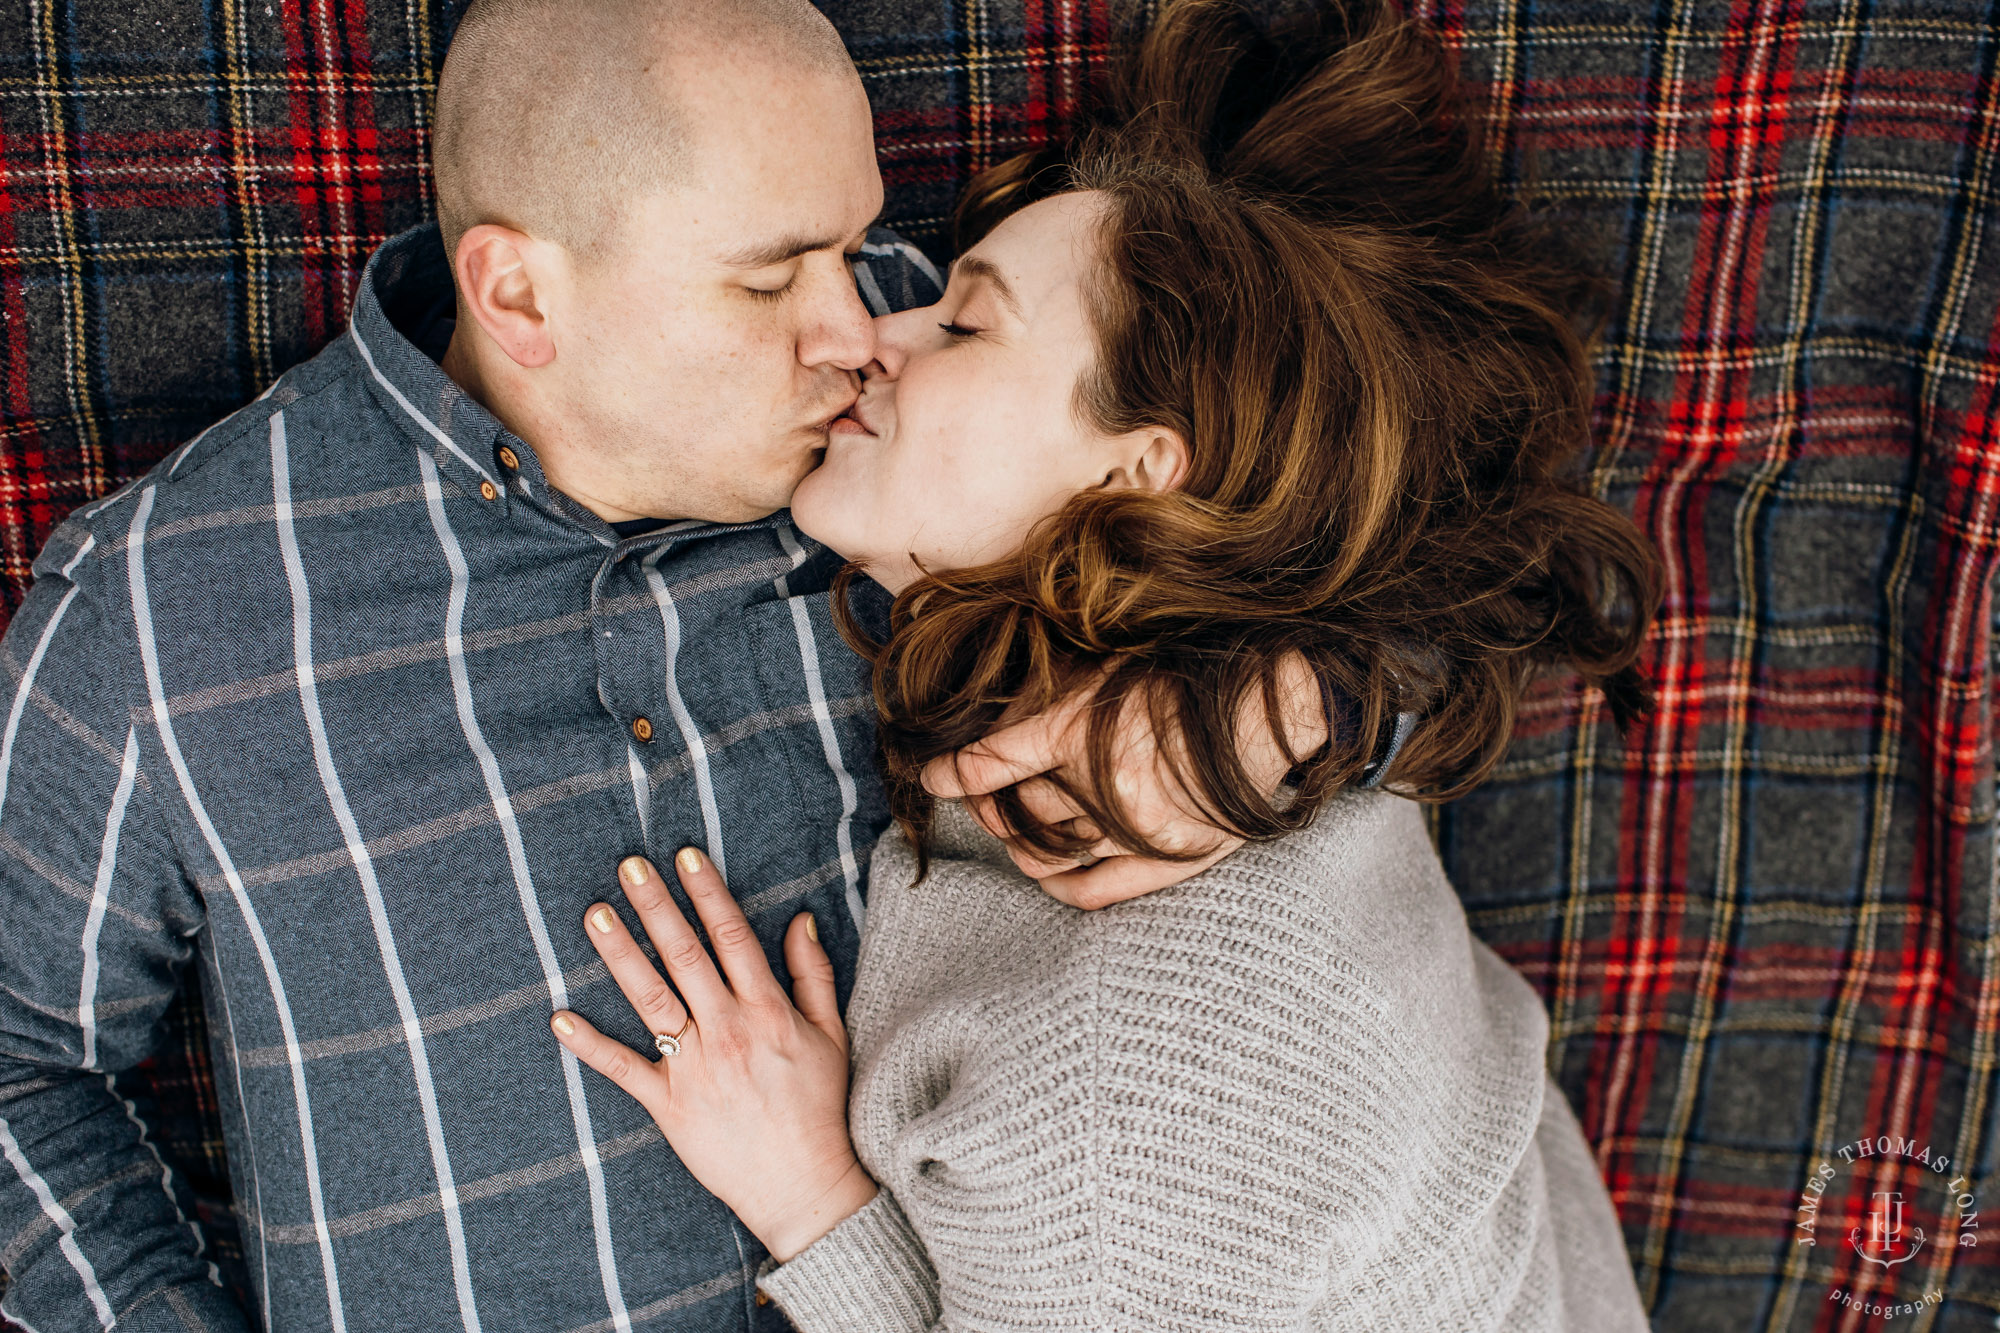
[868,320,908,382]
[868,300,945,379]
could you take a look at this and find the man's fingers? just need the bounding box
[920,700,1086,797]
[664,848,788,1006]
[551,1010,665,1110]
[608,857,731,1018]
[1011,777,1086,829]
[919,737,1047,800]
[998,817,1104,880]
[1034,838,1241,911]
[963,781,1087,843]
[784,913,843,1048]
[964,793,1009,841]
[581,898,691,1038]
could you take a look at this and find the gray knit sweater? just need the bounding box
[756,791,1650,1331]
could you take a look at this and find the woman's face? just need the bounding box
[791,190,1184,592]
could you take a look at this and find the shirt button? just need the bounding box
[632,717,654,743]
[753,1291,770,1307]
[479,480,499,502]
[497,445,520,470]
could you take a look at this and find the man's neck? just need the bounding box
[436,320,668,520]
[438,319,663,525]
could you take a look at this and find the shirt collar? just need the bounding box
[348,222,532,517]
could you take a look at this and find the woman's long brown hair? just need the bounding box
[837,0,1663,868]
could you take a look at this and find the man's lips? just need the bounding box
[811,394,858,431]
[828,398,879,437]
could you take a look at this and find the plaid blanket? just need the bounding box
[1,0,1996,1329]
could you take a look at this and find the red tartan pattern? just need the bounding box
[2,0,1998,1329]
[1424,1,2000,1327]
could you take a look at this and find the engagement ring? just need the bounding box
[654,1018,692,1059]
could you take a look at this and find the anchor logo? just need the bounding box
[1849,1191,1927,1268]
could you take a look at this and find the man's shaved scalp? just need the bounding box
[433,0,852,262]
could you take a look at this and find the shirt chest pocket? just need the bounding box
[733,587,889,866]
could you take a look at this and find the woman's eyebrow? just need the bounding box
[947,255,1023,318]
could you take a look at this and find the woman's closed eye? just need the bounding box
[937,321,979,338]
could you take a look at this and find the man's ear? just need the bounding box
[1099,426,1189,494]
[453,223,559,369]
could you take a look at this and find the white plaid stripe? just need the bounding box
[128,482,350,1330]
[774,527,867,934]
[625,744,652,847]
[643,550,729,883]
[273,413,485,1333]
[350,323,500,493]
[200,950,273,1333]
[76,729,140,1071]
[0,538,94,826]
[103,1071,221,1289]
[0,1118,113,1330]
[417,445,635,1332]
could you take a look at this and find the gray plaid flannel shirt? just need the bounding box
[0,221,942,1333]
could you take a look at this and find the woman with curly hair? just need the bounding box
[550,0,1657,1326]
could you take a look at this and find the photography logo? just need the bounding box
[1851,1190,1924,1267]
[1793,1134,1977,1320]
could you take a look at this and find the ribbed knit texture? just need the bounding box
[759,792,1650,1331]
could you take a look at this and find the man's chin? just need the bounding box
[713,447,817,522]
[762,450,813,513]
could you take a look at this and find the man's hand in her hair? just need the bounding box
[918,657,1328,909]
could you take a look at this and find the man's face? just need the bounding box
[550,57,884,523]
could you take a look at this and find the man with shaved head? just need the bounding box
[0,1,1269,1329]
[431,0,884,523]
[0,3,926,1327]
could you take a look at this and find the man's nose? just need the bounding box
[799,268,879,372]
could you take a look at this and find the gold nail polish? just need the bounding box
[805,914,818,944]
[589,905,616,934]
[552,1013,575,1036]
[620,856,649,887]
[676,847,704,875]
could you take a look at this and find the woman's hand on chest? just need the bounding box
[550,848,878,1262]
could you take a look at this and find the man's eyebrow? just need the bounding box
[720,207,888,269]
[948,255,1023,319]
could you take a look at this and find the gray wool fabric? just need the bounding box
[757,792,1651,1331]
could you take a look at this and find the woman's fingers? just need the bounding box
[666,848,790,1007]
[551,1009,665,1111]
[783,912,842,1048]
[582,897,692,1039]
[608,856,734,1018]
